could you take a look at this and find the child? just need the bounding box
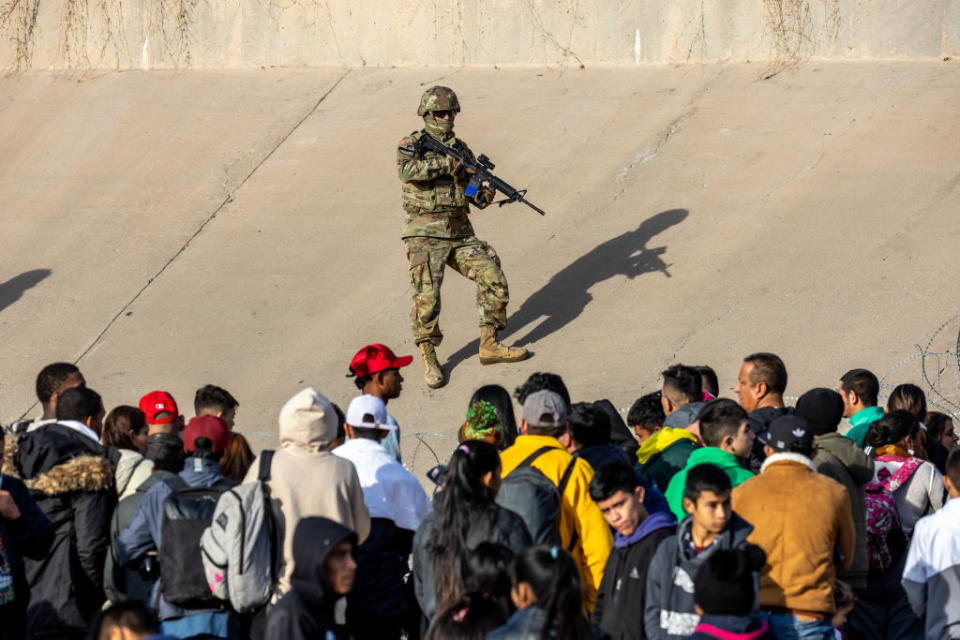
[486,545,594,640]
[644,463,755,640]
[690,544,772,639]
[424,593,506,640]
[462,542,515,618]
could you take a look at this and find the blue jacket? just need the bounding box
[118,457,236,637]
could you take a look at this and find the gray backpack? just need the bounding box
[200,451,277,612]
[495,446,576,546]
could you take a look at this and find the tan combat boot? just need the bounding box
[419,343,446,389]
[479,326,529,365]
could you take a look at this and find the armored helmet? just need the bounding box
[417,86,461,117]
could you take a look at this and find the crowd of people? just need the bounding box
[0,347,958,640]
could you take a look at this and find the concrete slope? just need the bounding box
[2,63,958,478]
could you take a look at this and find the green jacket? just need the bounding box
[664,447,755,521]
[640,436,699,494]
[397,130,476,239]
[844,406,886,448]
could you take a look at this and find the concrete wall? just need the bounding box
[2,0,958,71]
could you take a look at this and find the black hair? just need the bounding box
[744,352,787,395]
[698,399,748,448]
[567,402,611,448]
[89,600,159,640]
[886,384,927,421]
[348,426,384,441]
[661,364,702,404]
[331,402,346,442]
[514,372,570,407]
[926,412,954,441]
[512,545,591,640]
[626,391,665,429]
[353,373,373,391]
[56,386,103,423]
[189,436,220,460]
[463,542,515,618]
[696,365,720,397]
[683,463,732,505]
[36,362,80,405]
[470,385,519,447]
[193,384,239,415]
[946,447,960,491]
[839,368,879,406]
[424,594,507,640]
[428,440,503,609]
[588,459,639,503]
[693,544,766,617]
[865,410,920,451]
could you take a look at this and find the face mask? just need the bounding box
[423,114,455,141]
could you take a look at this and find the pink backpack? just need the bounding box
[863,457,921,571]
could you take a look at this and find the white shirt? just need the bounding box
[333,437,431,531]
[57,419,101,444]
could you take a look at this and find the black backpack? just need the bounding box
[495,446,576,546]
[160,479,234,608]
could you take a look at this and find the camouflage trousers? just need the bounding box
[404,235,509,346]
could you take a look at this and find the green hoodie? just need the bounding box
[664,447,755,521]
[843,406,886,448]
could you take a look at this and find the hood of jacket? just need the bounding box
[278,388,338,453]
[663,402,706,429]
[290,516,358,602]
[814,432,875,484]
[685,446,747,474]
[637,426,699,465]
[675,510,754,558]
[10,424,113,495]
[615,509,676,548]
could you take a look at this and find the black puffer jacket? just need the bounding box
[13,424,116,639]
[746,406,794,473]
[264,517,358,640]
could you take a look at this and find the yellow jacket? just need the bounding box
[500,435,613,612]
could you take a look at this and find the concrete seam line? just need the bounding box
[13,69,352,422]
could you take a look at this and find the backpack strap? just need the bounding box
[258,450,275,483]
[513,446,557,471]
[557,458,579,552]
[117,457,153,498]
[884,458,923,492]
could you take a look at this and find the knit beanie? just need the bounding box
[693,544,766,616]
[796,387,845,436]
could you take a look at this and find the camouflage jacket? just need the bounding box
[397,130,476,239]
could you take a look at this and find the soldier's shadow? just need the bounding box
[443,208,689,374]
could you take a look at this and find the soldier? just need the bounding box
[398,86,529,388]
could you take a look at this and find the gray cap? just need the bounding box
[522,390,568,428]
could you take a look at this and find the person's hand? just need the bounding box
[0,491,21,520]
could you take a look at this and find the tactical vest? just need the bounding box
[400,131,470,212]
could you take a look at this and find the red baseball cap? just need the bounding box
[183,415,231,453]
[139,391,180,425]
[348,344,413,378]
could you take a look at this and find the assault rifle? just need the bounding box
[416,132,546,216]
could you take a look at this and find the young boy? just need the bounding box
[644,464,755,640]
[664,399,755,521]
[590,461,676,640]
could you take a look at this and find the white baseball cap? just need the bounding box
[345,394,396,431]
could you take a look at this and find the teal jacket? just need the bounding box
[664,447,755,521]
[844,406,886,448]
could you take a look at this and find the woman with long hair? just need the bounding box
[486,545,593,640]
[469,385,518,448]
[413,440,532,620]
[864,410,944,538]
[101,405,152,500]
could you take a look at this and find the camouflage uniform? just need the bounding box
[398,124,510,346]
